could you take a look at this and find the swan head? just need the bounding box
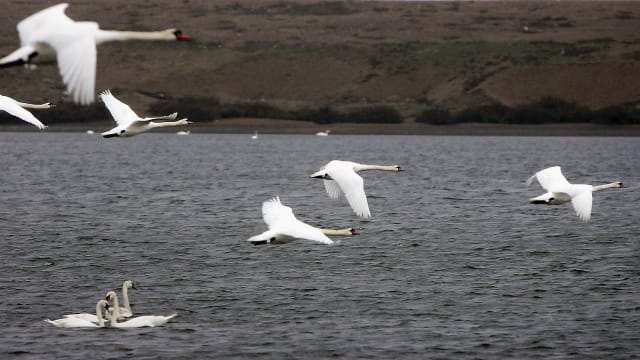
[614,181,624,188]
[394,165,403,172]
[170,29,190,41]
[124,280,136,290]
[105,291,117,302]
[349,228,359,235]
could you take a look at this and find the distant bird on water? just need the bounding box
[0,3,190,105]
[311,160,403,218]
[315,129,330,136]
[0,94,51,129]
[527,166,623,222]
[99,90,191,138]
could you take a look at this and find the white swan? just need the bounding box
[105,307,177,328]
[46,300,109,328]
[251,130,258,140]
[0,94,50,129]
[311,160,403,218]
[315,129,330,136]
[248,197,340,245]
[0,3,189,105]
[63,280,134,323]
[99,90,191,138]
[105,288,133,321]
[527,166,623,222]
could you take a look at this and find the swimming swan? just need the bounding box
[105,289,134,321]
[63,280,134,323]
[0,3,189,105]
[105,307,177,328]
[527,166,623,222]
[99,90,191,138]
[46,300,109,328]
[0,94,50,129]
[315,130,330,136]
[311,160,403,218]
[248,197,345,245]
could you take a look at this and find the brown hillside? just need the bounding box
[1,0,640,122]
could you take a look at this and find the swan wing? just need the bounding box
[46,317,98,328]
[323,179,344,199]
[63,313,99,323]
[0,95,46,129]
[17,4,74,45]
[571,190,592,222]
[142,112,178,121]
[278,220,334,245]
[49,24,98,105]
[115,314,176,328]
[262,197,296,228]
[327,168,371,218]
[100,90,140,125]
[528,166,571,191]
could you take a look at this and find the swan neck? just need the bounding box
[16,101,50,109]
[356,164,396,172]
[592,182,620,192]
[150,119,189,128]
[321,228,352,236]
[95,301,105,327]
[122,285,131,312]
[97,29,175,43]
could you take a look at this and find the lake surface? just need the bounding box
[1,133,638,359]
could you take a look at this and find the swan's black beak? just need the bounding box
[350,228,360,235]
[620,182,624,188]
[396,166,404,172]
[104,303,111,310]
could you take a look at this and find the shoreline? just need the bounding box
[1,118,639,136]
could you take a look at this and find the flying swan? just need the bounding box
[0,3,189,105]
[311,160,403,218]
[248,197,358,245]
[99,90,191,138]
[45,300,109,328]
[0,94,51,129]
[527,166,623,222]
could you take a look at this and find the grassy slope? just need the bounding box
[0,0,639,127]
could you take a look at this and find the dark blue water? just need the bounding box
[1,132,638,359]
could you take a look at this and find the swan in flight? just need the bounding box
[105,307,177,328]
[99,90,191,138]
[248,197,354,245]
[311,160,403,218]
[315,129,330,136]
[527,166,623,222]
[0,94,51,129]
[46,300,109,328]
[0,3,189,105]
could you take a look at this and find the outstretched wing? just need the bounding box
[0,95,46,129]
[527,166,571,191]
[261,197,333,244]
[100,90,140,125]
[17,3,74,45]
[323,179,344,199]
[571,190,592,222]
[262,197,296,228]
[280,220,334,245]
[327,167,371,218]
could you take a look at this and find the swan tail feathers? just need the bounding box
[526,174,537,186]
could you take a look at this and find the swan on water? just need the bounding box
[105,287,134,321]
[0,94,51,129]
[251,130,258,140]
[0,3,189,105]
[105,307,177,328]
[63,280,134,323]
[248,197,356,245]
[311,160,403,218]
[99,90,191,138]
[315,129,330,136]
[46,300,109,328]
[527,166,623,222]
